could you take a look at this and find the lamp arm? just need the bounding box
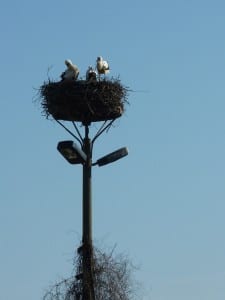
[92,119,115,146]
[56,120,83,147]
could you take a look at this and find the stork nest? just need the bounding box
[39,78,129,124]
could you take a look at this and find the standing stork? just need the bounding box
[61,59,79,81]
[96,56,110,80]
[86,66,97,82]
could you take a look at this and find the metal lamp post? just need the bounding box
[57,123,128,300]
[81,127,94,300]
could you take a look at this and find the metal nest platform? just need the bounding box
[39,78,129,125]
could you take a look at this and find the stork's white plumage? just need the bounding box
[86,66,97,82]
[96,56,110,75]
[61,59,79,81]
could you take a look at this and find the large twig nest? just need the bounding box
[39,78,129,124]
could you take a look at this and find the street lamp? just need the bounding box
[57,137,128,300]
[93,147,128,167]
[57,140,87,164]
[57,140,128,167]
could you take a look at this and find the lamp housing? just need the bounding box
[96,147,128,167]
[57,140,87,164]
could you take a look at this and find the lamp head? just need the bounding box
[57,141,87,164]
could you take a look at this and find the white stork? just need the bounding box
[86,66,97,82]
[61,59,79,81]
[96,56,110,76]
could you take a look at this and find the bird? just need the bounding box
[86,66,97,82]
[96,56,110,75]
[60,59,79,81]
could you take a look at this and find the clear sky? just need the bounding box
[1,0,225,299]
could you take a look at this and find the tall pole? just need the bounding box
[82,125,95,300]
[83,125,92,246]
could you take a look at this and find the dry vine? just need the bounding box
[43,246,139,300]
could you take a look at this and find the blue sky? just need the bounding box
[1,0,225,299]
